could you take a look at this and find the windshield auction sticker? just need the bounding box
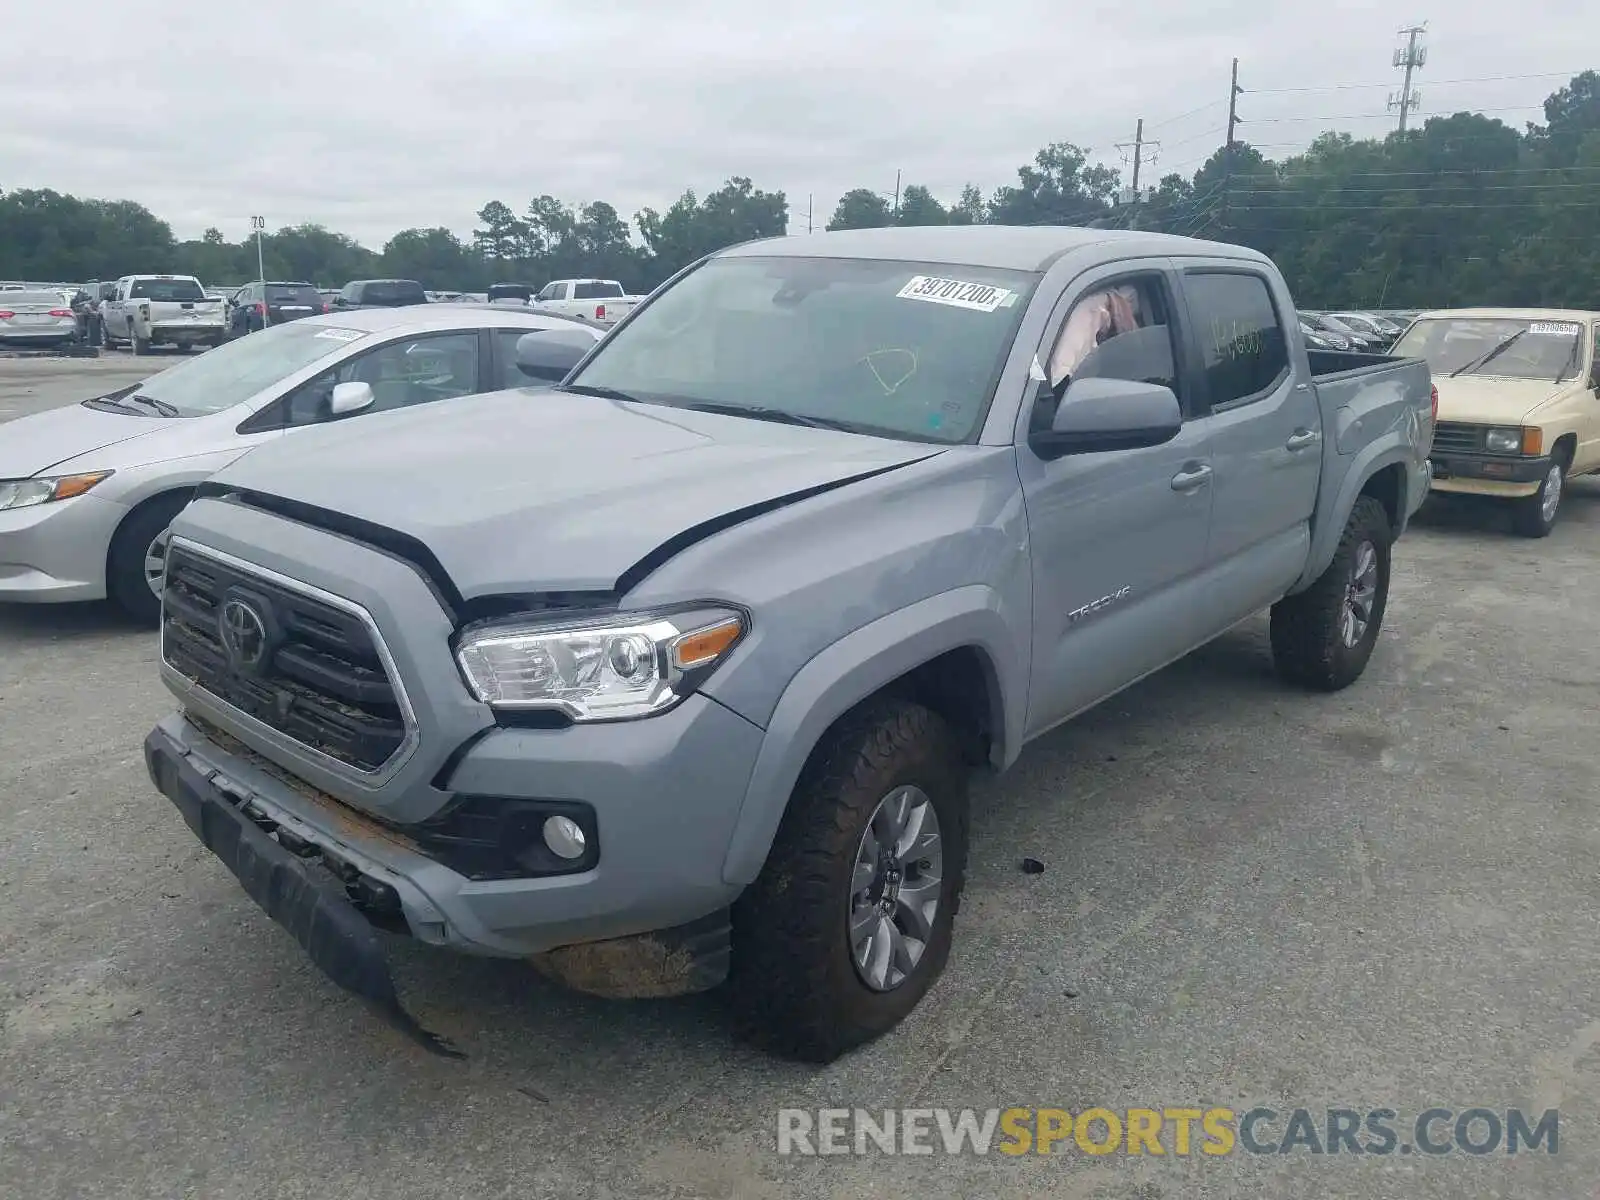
[1529,322,1581,336]
[314,327,364,341]
[897,276,1015,312]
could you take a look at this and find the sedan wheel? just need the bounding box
[144,528,171,598]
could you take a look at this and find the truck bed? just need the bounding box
[1306,347,1409,379]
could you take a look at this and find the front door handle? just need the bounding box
[1285,429,1320,451]
[1171,464,1212,492]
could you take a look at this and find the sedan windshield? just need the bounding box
[1393,317,1584,382]
[131,321,366,416]
[567,255,1038,442]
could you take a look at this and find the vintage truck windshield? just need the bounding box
[1394,317,1584,382]
[569,255,1039,443]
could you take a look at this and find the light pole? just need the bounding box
[250,216,269,327]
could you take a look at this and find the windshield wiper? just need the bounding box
[122,392,180,417]
[1449,330,1524,377]
[558,383,646,404]
[676,400,861,432]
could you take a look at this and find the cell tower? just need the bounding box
[1388,24,1428,132]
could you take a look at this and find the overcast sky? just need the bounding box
[3,0,1589,247]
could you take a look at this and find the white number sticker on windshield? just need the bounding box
[1530,322,1580,336]
[897,275,1013,312]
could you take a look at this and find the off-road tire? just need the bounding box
[727,698,969,1063]
[1270,495,1392,692]
[106,494,190,625]
[1510,449,1569,538]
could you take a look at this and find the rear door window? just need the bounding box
[1182,271,1290,409]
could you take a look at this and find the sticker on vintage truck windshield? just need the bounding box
[1529,322,1580,336]
[897,275,1014,312]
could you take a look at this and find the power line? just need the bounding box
[1227,199,1598,211]
[1250,69,1587,95]
[1244,105,1541,123]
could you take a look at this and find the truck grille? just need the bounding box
[1430,422,1484,455]
[160,544,410,774]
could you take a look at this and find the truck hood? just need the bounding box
[1434,376,1573,425]
[208,388,944,597]
[0,401,170,478]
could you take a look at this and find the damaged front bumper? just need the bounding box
[145,721,464,1057]
[145,711,744,1055]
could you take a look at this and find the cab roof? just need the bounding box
[716,224,1269,274]
[1413,307,1600,323]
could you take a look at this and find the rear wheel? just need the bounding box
[106,494,190,624]
[1510,452,1568,538]
[727,698,969,1063]
[1270,495,1392,691]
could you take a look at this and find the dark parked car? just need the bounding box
[332,279,428,310]
[227,281,327,335]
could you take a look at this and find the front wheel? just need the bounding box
[1270,495,1392,691]
[728,698,969,1063]
[130,323,150,356]
[1510,454,1567,538]
[106,495,189,624]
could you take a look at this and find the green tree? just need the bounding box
[826,188,891,230]
[986,142,1119,226]
[896,184,947,226]
[947,183,986,225]
[473,200,526,263]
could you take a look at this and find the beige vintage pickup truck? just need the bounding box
[1392,308,1600,536]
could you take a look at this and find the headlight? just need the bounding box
[1484,428,1523,454]
[0,471,113,511]
[455,606,746,720]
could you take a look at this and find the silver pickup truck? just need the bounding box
[142,227,1434,1062]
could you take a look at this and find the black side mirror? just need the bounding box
[515,328,596,382]
[1029,376,1184,459]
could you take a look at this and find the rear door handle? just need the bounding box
[1285,429,1320,451]
[1171,464,1212,492]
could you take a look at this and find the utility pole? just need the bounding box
[1218,58,1243,233]
[1114,119,1158,229]
[1389,24,1428,132]
[806,193,813,234]
[250,215,269,327]
[892,170,901,220]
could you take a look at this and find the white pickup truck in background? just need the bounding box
[102,274,227,354]
[532,278,645,322]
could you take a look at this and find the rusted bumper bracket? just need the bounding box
[529,909,732,1000]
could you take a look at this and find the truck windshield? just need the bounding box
[129,278,205,301]
[567,255,1038,443]
[128,322,365,416]
[1393,317,1584,382]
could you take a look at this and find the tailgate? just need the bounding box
[152,298,225,324]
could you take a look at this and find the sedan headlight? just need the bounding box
[456,606,746,720]
[1484,428,1523,454]
[0,471,113,511]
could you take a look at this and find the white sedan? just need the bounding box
[0,305,605,622]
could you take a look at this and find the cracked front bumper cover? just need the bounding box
[145,727,463,1059]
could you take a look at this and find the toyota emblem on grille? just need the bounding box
[219,597,269,670]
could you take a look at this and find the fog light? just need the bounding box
[543,815,587,860]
